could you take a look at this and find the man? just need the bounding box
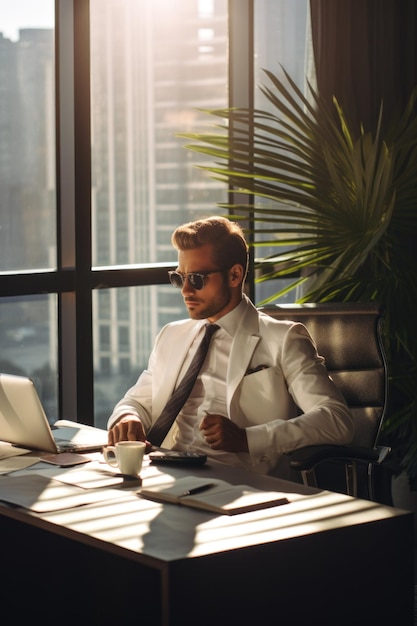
[108,216,354,477]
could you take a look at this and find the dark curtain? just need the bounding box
[309,1,417,500]
[309,0,417,134]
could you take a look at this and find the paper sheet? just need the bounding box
[33,464,142,489]
[0,442,31,460]
[0,456,41,474]
[0,473,127,512]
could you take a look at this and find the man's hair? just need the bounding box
[172,216,249,276]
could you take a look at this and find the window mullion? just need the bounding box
[56,0,94,424]
[228,0,255,300]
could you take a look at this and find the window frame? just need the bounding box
[0,0,255,425]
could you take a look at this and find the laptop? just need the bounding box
[0,373,108,454]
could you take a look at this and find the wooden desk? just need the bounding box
[0,455,413,625]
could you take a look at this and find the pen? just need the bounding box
[182,483,214,496]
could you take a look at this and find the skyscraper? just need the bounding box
[90,1,228,415]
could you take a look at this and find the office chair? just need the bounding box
[259,302,390,501]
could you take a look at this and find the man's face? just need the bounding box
[176,244,239,322]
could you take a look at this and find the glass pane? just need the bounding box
[90,0,228,425]
[254,0,309,304]
[0,1,56,271]
[0,295,58,423]
[90,0,228,268]
[93,285,188,428]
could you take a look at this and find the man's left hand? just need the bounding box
[199,414,249,453]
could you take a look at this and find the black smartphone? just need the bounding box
[149,451,207,466]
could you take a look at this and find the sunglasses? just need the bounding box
[168,269,224,291]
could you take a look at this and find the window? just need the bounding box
[0,0,310,428]
[0,1,58,418]
[253,0,309,305]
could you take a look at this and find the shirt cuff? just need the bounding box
[246,425,274,465]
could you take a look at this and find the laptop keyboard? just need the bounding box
[52,424,107,453]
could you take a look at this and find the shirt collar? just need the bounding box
[211,298,246,338]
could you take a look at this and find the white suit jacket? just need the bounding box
[108,295,354,475]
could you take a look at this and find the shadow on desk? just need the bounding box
[0,459,414,626]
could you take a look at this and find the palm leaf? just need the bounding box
[178,67,417,483]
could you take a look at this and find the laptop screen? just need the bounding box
[0,373,108,453]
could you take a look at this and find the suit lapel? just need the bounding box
[227,299,261,407]
[152,321,203,417]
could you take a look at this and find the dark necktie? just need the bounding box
[147,323,219,446]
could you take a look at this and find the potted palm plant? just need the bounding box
[179,67,417,488]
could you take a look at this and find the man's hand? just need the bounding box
[199,414,249,453]
[108,415,151,450]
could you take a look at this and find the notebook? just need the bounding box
[0,373,108,454]
[138,476,290,515]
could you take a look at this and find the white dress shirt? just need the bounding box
[172,301,244,466]
[108,295,354,478]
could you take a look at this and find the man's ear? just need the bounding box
[228,264,244,286]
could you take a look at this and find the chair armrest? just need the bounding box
[287,444,391,472]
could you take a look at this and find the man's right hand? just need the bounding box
[108,415,151,448]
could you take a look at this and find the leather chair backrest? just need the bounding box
[258,303,388,450]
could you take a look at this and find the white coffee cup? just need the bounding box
[103,441,146,476]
